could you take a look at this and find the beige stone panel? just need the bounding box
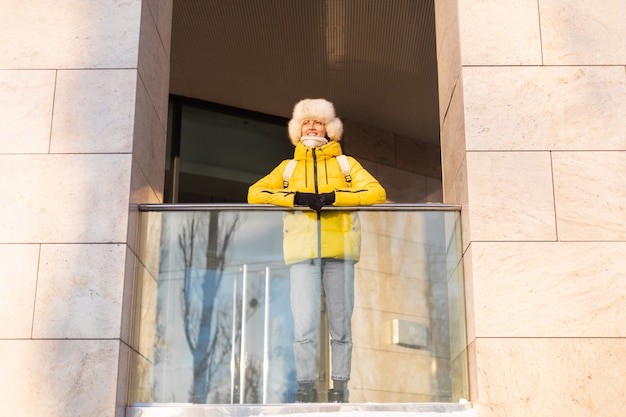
[121,247,138,345]
[116,342,131,417]
[131,262,158,360]
[352,346,452,401]
[474,338,626,417]
[133,77,167,199]
[462,244,476,345]
[434,0,462,121]
[458,0,542,65]
[0,154,131,243]
[451,350,470,402]
[0,1,141,69]
[447,262,467,360]
[358,227,428,280]
[350,388,432,403]
[540,0,626,65]
[466,152,556,241]
[463,66,626,151]
[353,307,451,359]
[33,244,126,339]
[440,71,466,200]
[553,151,626,240]
[128,146,164,256]
[442,151,471,251]
[359,211,450,254]
[355,270,440,322]
[0,339,119,417]
[129,347,154,404]
[0,245,39,338]
[471,241,626,338]
[0,70,55,153]
[137,211,163,281]
[50,69,137,153]
[138,1,171,127]
[146,0,173,58]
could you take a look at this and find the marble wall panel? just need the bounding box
[132,76,167,199]
[458,0,542,65]
[121,247,138,345]
[146,0,173,57]
[447,263,467,360]
[0,244,39,338]
[128,348,154,404]
[358,211,443,248]
[440,72,466,197]
[463,66,626,151]
[451,350,469,402]
[553,151,626,241]
[350,388,432,404]
[352,346,452,401]
[358,231,428,280]
[0,70,55,153]
[137,211,163,280]
[355,269,436,321]
[0,154,131,243]
[540,0,626,65]
[0,339,119,417]
[353,307,450,359]
[474,338,626,417]
[471,241,626,338]
[465,151,556,241]
[116,342,131,417]
[138,0,171,127]
[462,245,476,344]
[434,0,461,121]
[0,1,141,69]
[50,69,137,153]
[130,262,158,360]
[33,244,126,339]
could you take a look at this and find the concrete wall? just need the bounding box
[435,0,626,416]
[0,1,172,416]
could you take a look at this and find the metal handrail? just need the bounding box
[138,203,462,212]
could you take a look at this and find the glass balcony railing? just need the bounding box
[130,204,467,406]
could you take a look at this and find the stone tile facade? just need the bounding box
[435,0,626,416]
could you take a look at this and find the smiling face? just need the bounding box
[301,119,327,137]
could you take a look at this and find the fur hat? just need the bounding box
[287,98,343,145]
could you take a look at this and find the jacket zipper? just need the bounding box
[312,148,319,193]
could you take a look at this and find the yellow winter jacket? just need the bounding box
[248,141,386,264]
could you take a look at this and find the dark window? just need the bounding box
[166,96,293,203]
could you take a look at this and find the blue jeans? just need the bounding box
[290,258,355,383]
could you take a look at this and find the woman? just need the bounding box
[248,98,386,402]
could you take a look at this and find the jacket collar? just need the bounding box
[293,141,343,161]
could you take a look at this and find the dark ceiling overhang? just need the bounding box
[170,0,440,145]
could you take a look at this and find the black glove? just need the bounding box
[294,192,325,212]
[320,192,335,205]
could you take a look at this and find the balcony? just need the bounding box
[129,204,468,415]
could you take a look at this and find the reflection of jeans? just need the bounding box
[290,258,355,383]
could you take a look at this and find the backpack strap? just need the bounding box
[336,155,352,187]
[282,155,352,188]
[283,159,298,188]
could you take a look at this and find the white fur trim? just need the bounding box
[288,98,343,145]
